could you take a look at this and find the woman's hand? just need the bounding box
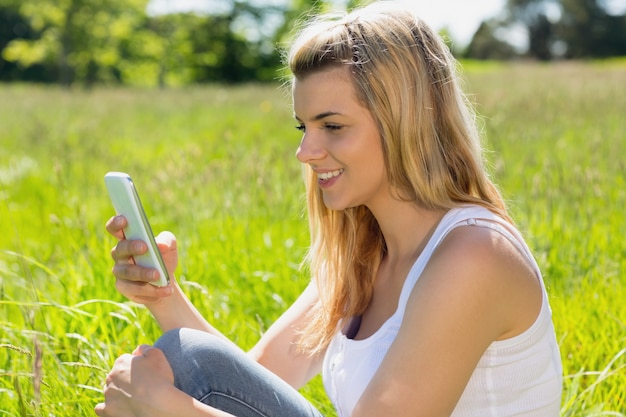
[106,215,178,305]
[95,345,175,417]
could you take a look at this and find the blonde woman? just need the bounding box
[97,2,562,416]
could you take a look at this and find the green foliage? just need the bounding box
[497,0,626,60]
[0,0,287,86]
[463,18,519,60]
[2,0,150,86]
[1,62,625,415]
[557,0,626,58]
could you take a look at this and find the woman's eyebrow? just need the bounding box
[294,111,343,122]
[313,111,342,120]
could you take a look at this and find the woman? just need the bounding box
[96,2,562,416]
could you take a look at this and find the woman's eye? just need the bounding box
[294,123,342,133]
[324,124,342,131]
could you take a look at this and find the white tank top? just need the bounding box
[322,205,562,417]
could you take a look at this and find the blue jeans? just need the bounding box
[154,328,325,417]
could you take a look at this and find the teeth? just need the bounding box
[318,169,344,180]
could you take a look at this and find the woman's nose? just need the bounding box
[296,132,326,163]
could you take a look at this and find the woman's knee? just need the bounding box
[153,328,237,392]
[153,328,322,417]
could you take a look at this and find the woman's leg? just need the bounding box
[154,328,324,417]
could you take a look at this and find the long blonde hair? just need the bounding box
[287,2,510,354]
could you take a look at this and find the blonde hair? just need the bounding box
[288,1,510,354]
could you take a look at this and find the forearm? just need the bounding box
[147,279,235,347]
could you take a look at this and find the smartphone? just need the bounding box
[104,172,169,287]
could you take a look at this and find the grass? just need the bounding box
[1,61,625,416]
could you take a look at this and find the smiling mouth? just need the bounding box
[318,169,344,182]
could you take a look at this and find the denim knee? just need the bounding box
[153,328,323,417]
[154,328,237,397]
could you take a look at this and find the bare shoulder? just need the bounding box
[417,223,543,340]
[436,222,528,265]
[430,223,539,288]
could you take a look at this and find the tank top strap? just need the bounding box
[395,205,544,317]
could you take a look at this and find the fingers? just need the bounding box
[105,215,127,240]
[106,215,177,300]
[110,239,159,284]
[132,344,154,356]
[96,348,175,416]
[114,276,173,302]
[110,239,158,283]
[111,239,147,263]
[130,345,169,364]
[112,261,159,282]
[131,345,175,383]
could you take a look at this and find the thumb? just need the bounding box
[155,231,177,250]
[155,231,178,278]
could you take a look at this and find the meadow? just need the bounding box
[1,61,625,416]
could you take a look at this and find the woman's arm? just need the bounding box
[106,215,323,386]
[249,281,325,388]
[351,225,543,417]
[106,215,234,344]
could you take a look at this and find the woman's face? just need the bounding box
[293,67,389,211]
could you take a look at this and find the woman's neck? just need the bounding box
[370,199,447,264]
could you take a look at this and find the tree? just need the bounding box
[117,13,197,87]
[465,19,518,60]
[528,12,555,60]
[0,5,56,81]
[504,0,560,59]
[504,0,626,59]
[273,0,333,47]
[182,1,284,83]
[558,0,626,57]
[3,0,149,87]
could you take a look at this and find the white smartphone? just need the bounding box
[104,172,169,287]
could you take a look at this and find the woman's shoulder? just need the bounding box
[430,221,526,283]
[435,205,530,268]
[414,217,543,340]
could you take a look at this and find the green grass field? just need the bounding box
[1,61,625,416]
